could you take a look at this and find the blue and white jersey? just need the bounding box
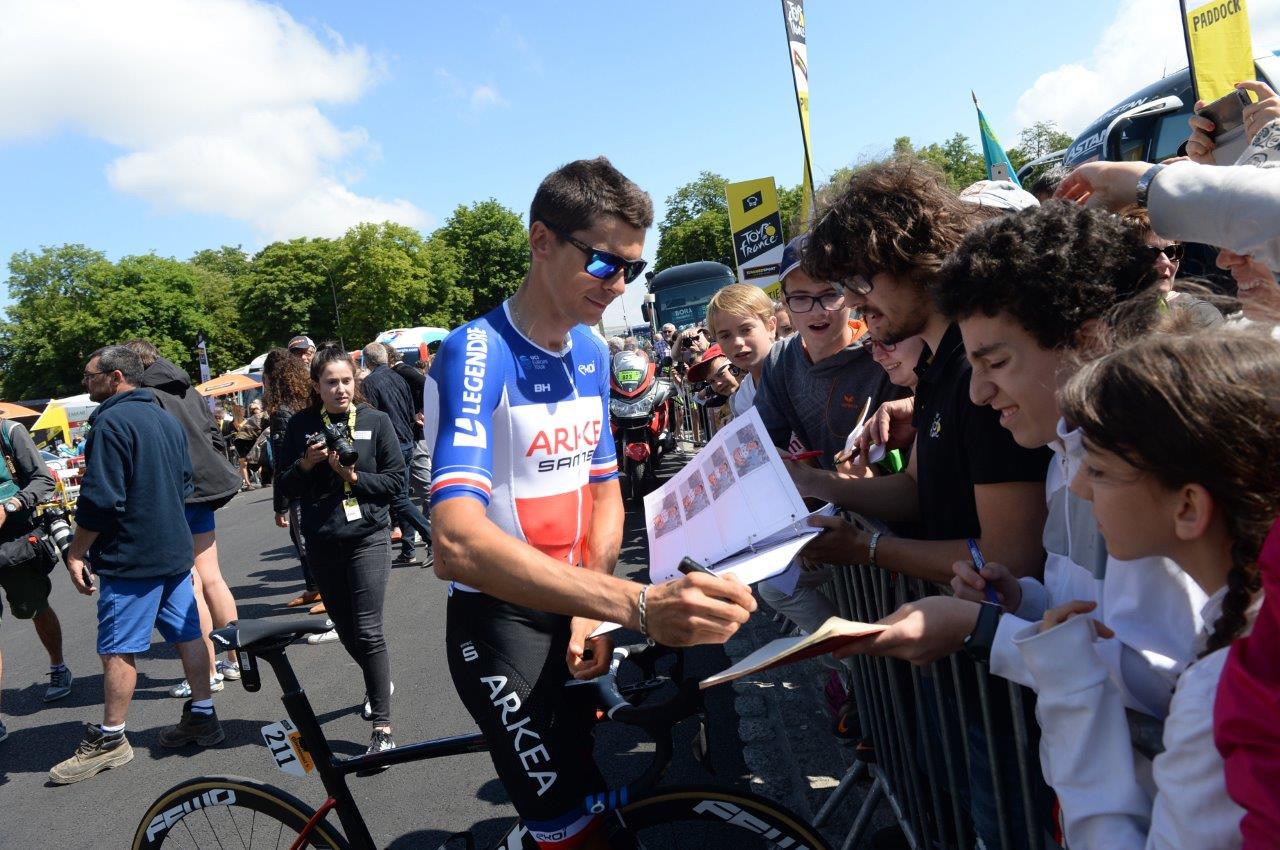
[424,302,618,590]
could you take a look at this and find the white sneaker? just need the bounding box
[169,675,224,698]
[306,628,339,645]
[361,682,394,721]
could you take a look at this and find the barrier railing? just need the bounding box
[808,517,1061,850]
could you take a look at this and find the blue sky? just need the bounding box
[2,0,1275,331]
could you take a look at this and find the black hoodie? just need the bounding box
[138,357,243,507]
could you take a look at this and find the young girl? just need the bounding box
[1014,328,1278,849]
[277,347,406,757]
[705,283,776,418]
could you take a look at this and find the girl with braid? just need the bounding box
[1012,327,1278,850]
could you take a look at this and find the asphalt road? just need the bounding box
[0,452,752,848]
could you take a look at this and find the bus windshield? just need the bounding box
[654,279,723,329]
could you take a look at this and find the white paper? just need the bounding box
[841,420,886,465]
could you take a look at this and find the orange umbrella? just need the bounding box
[196,373,262,398]
[0,402,41,418]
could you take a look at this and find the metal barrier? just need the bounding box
[809,518,1061,850]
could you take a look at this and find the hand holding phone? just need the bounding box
[1197,89,1252,142]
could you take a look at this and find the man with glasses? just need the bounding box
[426,157,756,849]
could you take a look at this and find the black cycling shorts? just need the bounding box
[446,590,605,847]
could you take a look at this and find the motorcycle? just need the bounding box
[608,350,676,503]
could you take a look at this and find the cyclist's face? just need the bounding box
[533,214,645,327]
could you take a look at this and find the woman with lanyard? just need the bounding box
[276,346,403,756]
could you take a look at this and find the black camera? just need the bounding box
[315,422,359,467]
[39,505,73,559]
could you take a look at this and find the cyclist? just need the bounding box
[426,157,756,849]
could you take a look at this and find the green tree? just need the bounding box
[236,237,343,353]
[431,200,529,319]
[916,132,987,190]
[654,172,733,272]
[335,222,434,346]
[1007,120,1074,175]
[189,245,250,282]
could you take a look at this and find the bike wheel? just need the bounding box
[132,775,350,850]
[616,786,831,849]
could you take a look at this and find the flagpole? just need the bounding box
[1177,0,1199,104]
[780,0,815,215]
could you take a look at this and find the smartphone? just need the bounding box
[1197,89,1252,142]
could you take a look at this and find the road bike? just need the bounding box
[132,615,830,849]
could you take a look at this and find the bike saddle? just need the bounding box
[212,617,332,653]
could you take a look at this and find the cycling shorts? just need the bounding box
[446,590,605,848]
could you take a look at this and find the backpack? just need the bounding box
[0,420,24,502]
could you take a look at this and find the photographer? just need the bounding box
[0,415,72,736]
[276,346,404,758]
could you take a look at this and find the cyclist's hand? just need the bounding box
[567,618,612,680]
[856,397,915,462]
[274,512,289,529]
[951,559,1021,612]
[645,572,756,646]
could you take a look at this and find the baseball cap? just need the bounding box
[778,234,808,283]
[287,334,316,351]
[958,180,1040,212]
[687,344,727,383]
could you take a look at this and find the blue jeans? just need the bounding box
[390,443,431,551]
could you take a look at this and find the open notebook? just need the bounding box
[699,616,887,689]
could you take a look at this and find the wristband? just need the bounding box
[1135,163,1166,209]
[867,531,883,568]
[963,602,1003,665]
[637,585,650,637]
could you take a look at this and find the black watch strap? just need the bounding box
[963,602,1003,665]
[1136,163,1166,209]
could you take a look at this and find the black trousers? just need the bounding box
[308,534,392,723]
[287,499,315,591]
[390,443,431,551]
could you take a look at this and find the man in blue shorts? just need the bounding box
[50,346,224,784]
[427,157,757,848]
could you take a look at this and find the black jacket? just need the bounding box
[268,404,299,513]
[361,364,416,446]
[76,389,194,579]
[138,357,242,507]
[275,404,404,543]
[0,421,56,566]
[392,361,426,441]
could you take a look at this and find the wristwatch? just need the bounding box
[1135,163,1166,209]
[963,602,1003,665]
[3,498,21,514]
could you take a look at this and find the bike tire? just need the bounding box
[132,775,350,850]
[615,785,832,849]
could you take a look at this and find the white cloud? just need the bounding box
[1014,0,1280,135]
[0,0,428,240]
[437,69,507,112]
[469,85,507,111]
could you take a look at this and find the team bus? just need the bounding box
[640,261,737,332]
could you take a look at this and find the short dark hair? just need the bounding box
[90,345,144,385]
[529,156,654,235]
[1029,165,1069,202]
[803,156,977,290]
[933,201,1158,350]
[383,343,401,364]
[121,338,160,368]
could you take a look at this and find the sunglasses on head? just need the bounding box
[1148,243,1185,262]
[544,222,648,284]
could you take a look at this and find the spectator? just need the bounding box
[124,339,244,698]
[756,234,904,470]
[386,345,432,564]
[360,342,431,565]
[1018,328,1279,850]
[868,337,924,390]
[772,301,794,337]
[1028,164,1069,202]
[623,336,639,351]
[51,346,221,784]
[263,348,324,613]
[276,346,405,757]
[606,336,625,356]
[0,415,72,733]
[705,283,777,418]
[288,334,316,368]
[232,402,264,490]
[686,344,741,400]
[653,322,676,365]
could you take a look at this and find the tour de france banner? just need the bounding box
[781,0,815,230]
[725,177,786,298]
[1181,0,1255,103]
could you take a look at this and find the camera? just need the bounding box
[39,505,73,559]
[310,423,359,467]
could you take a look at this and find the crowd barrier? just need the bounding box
[809,515,1067,850]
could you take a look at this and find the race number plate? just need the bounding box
[260,718,314,777]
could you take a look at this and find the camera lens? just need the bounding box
[324,423,359,467]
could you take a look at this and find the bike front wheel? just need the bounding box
[616,785,831,849]
[133,775,350,850]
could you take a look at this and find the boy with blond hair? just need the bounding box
[705,283,777,419]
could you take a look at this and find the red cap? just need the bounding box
[687,344,726,383]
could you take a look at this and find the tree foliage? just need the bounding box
[429,200,528,318]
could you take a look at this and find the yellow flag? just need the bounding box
[1184,0,1255,103]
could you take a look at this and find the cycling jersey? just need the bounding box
[424,302,619,591]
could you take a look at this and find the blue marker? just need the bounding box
[966,538,1001,605]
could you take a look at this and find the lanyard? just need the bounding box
[320,406,358,495]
